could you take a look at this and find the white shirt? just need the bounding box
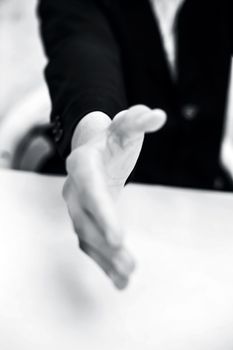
[149,0,186,77]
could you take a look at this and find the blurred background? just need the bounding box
[0,0,47,117]
[0,0,233,177]
[0,0,52,171]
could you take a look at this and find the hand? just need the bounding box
[63,105,166,289]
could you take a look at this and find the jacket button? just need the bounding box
[52,119,62,134]
[54,129,63,143]
[54,120,62,130]
[181,104,198,120]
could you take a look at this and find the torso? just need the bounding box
[47,0,233,190]
[119,0,233,189]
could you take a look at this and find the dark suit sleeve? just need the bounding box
[38,0,127,158]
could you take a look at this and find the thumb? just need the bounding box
[109,105,166,148]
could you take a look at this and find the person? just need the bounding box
[38,0,233,289]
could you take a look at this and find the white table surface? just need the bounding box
[1,169,233,350]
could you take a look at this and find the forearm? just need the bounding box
[38,0,127,158]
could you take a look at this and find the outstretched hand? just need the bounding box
[63,105,166,289]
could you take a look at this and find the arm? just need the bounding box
[38,0,127,157]
[38,0,167,289]
[65,106,166,289]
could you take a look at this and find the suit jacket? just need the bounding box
[38,0,233,190]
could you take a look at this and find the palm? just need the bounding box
[64,105,166,289]
[93,105,166,194]
[103,129,144,188]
